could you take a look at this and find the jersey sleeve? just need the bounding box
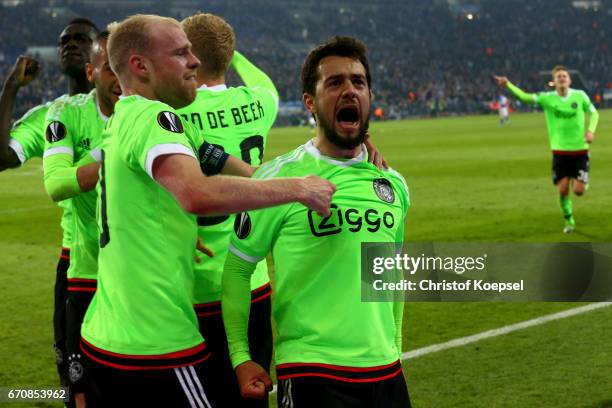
[129,106,198,179]
[581,91,599,133]
[228,166,289,263]
[388,167,410,241]
[581,91,596,113]
[44,99,77,159]
[221,252,258,368]
[9,104,48,164]
[232,51,279,107]
[231,51,279,127]
[42,100,81,201]
[506,82,538,105]
[228,202,287,263]
[388,168,409,356]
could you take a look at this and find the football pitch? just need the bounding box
[0,111,611,407]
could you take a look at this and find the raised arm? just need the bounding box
[231,51,278,102]
[0,56,40,170]
[152,153,335,217]
[493,75,537,105]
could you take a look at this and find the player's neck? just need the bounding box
[556,87,569,97]
[196,72,225,88]
[121,84,155,102]
[313,134,362,159]
[68,73,93,96]
[95,91,113,118]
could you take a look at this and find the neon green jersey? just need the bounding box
[43,90,106,280]
[81,96,205,358]
[535,89,596,151]
[10,95,67,163]
[9,95,74,248]
[227,140,409,367]
[178,83,278,303]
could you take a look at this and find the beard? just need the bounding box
[317,110,369,150]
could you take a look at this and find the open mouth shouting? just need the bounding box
[335,104,360,134]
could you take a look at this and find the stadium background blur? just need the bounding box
[1,0,611,125]
[1,1,611,407]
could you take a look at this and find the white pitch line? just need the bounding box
[402,301,612,360]
[270,302,611,395]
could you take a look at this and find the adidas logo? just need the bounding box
[77,138,91,150]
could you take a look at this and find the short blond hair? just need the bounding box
[552,65,570,77]
[181,13,235,77]
[108,14,180,76]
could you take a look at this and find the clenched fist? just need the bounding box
[6,56,41,88]
[297,175,336,217]
[235,360,273,400]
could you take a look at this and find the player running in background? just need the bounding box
[222,36,411,408]
[498,92,510,125]
[42,31,118,407]
[80,15,334,406]
[179,13,277,408]
[0,18,98,401]
[494,66,599,233]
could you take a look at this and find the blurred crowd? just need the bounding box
[1,0,610,123]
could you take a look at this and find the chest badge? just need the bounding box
[571,102,578,109]
[373,178,395,203]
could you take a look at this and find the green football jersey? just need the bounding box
[9,95,74,248]
[535,89,596,151]
[178,84,278,303]
[81,96,205,360]
[43,90,106,281]
[229,140,409,367]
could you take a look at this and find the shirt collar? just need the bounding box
[304,139,367,167]
[198,84,227,92]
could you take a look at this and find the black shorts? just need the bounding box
[195,283,272,408]
[53,248,70,387]
[66,286,95,393]
[84,356,219,408]
[276,366,411,408]
[552,152,590,185]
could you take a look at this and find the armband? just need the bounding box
[198,142,229,175]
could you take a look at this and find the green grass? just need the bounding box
[1,111,611,407]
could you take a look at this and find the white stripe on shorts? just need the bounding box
[174,367,203,408]
[187,365,212,408]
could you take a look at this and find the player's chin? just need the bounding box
[174,89,196,109]
[184,75,198,88]
[334,120,362,138]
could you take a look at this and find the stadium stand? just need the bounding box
[1,0,610,123]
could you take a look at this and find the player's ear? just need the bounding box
[128,54,149,79]
[85,62,94,83]
[303,93,316,115]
